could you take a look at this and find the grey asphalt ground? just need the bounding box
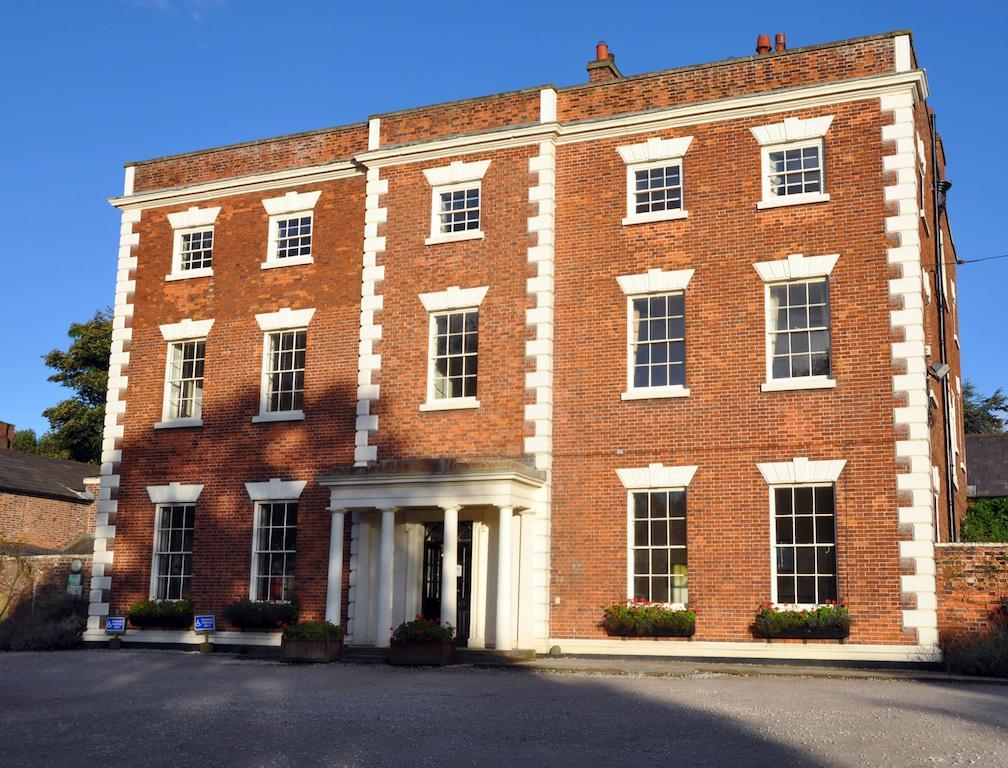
[1,650,1006,767]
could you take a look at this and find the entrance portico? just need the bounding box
[318,459,546,650]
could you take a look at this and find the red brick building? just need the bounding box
[87,31,966,662]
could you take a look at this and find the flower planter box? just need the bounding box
[389,641,456,666]
[752,626,849,641]
[128,620,194,630]
[605,633,694,641]
[281,636,343,663]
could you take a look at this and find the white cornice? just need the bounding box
[752,253,839,283]
[255,306,316,331]
[419,285,489,312]
[110,70,927,209]
[167,206,221,230]
[245,478,308,501]
[110,161,359,211]
[159,317,214,341]
[262,189,321,216]
[422,159,491,187]
[750,115,834,146]
[556,70,926,146]
[616,464,698,490]
[617,136,693,164]
[147,482,204,504]
[617,268,694,296]
[356,123,556,169]
[757,458,847,485]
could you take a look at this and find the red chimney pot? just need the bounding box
[775,33,786,52]
[596,41,609,61]
[756,34,771,54]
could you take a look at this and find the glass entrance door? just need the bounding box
[421,521,473,646]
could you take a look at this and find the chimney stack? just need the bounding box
[587,40,623,83]
[756,34,772,54]
[775,33,786,52]
[0,422,14,450]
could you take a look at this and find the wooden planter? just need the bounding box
[281,636,343,663]
[389,641,456,666]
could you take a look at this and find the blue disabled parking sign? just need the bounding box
[194,615,216,633]
[105,616,126,634]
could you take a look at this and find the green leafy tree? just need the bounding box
[11,428,69,460]
[963,380,1008,434]
[36,309,111,463]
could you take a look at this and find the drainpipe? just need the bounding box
[928,112,957,541]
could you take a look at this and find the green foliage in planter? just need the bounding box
[391,615,454,645]
[960,498,1008,543]
[283,620,344,640]
[941,598,1008,678]
[127,598,194,629]
[752,603,851,638]
[221,599,297,630]
[0,593,86,651]
[602,601,696,637]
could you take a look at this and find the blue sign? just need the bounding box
[194,615,216,632]
[105,616,126,634]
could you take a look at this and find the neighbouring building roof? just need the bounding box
[966,433,1008,499]
[0,450,98,503]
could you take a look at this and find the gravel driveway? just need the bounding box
[1,650,1005,767]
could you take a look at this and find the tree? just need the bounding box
[36,309,112,463]
[11,428,69,460]
[963,380,1008,434]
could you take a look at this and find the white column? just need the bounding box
[374,507,396,647]
[495,506,514,650]
[441,506,460,630]
[325,508,346,624]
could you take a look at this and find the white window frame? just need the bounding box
[750,115,833,210]
[245,479,306,603]
[616,136,692,226]
[616,464,698,609]
[757,457,845,609]
[417,285,488,411]
[166,206,220,281]
[261,190,321,269]
[616,268,694,400]
[252,307,315,423]
[753,253,839,393]
[155,318,214,429]
[423,160,490,245]
[149,502,196,601]
[145,482,204,601]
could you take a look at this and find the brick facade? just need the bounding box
[91,31,966,659]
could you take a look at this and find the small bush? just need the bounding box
[602,601,696,637]
[751,602,851,639]
[222,599,298,630]
[127,598,194,629]
[960,498,1008,542]
[0,593,86,651]
[391,615,454,645]
[283,620,344,640]
[943,599,1008,678]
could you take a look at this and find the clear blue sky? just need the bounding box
[2,1,1005,434]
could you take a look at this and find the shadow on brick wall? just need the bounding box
[108,379,403,625]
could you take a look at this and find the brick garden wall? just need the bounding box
[936,544,1008,637]
[1,555,92,616]
[0,491,97,551]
